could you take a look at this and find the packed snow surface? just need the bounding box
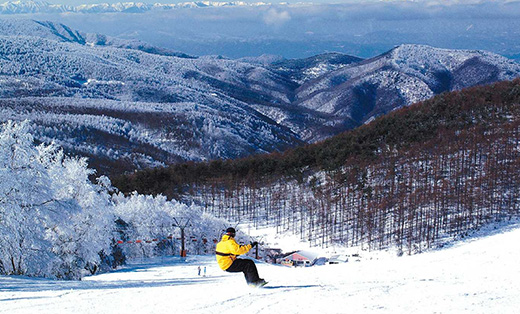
[1,223,520,313]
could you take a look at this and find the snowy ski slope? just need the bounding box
[1,222,519,313]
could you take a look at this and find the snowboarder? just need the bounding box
[215,227,266,287]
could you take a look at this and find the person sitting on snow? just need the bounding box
[215,227,266,287]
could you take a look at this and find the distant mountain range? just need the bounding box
[1,19,519,175]
[286,45,520,140]
[249,44,520,142]
[0,1,270,14]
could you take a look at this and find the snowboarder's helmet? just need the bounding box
[225,227,236,237]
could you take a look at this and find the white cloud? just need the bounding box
[263,8,291,27]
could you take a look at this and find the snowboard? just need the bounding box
[256,281,268,288]
[250,280,268,288]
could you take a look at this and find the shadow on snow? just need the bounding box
[0,256,220,294]
[262,285,321,290]
[0,276,224,294]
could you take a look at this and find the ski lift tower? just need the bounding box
[173,218,191,257]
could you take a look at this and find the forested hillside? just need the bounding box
[114,79,520,253]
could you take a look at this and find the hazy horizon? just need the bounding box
[41,0,355,4]
[2,0,519,59]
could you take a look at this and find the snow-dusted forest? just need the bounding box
[0,120,228,279]
[118,79,520,256]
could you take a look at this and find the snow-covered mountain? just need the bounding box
[270,53,364,85]
[285,44,520,141]
[1,19,519,173]
[0,1,270,14]
[0,19,301,174]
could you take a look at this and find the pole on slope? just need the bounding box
[254,236,265,260]
[173,218,191,257]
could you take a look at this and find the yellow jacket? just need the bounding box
[215,234,252,270]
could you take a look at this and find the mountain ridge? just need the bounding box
[0,1,272,14]
[1,19,520,175]
[289,44,520,141]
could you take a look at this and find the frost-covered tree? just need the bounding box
[112,192,179,257]
[112,193,229,258]
[0,120,58,276]
[0,120,113,279]
[41,148,114,278]
[0,120,230,279]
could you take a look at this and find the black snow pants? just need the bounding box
[225,259,260,283]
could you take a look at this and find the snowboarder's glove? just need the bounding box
[251,241,258,247]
